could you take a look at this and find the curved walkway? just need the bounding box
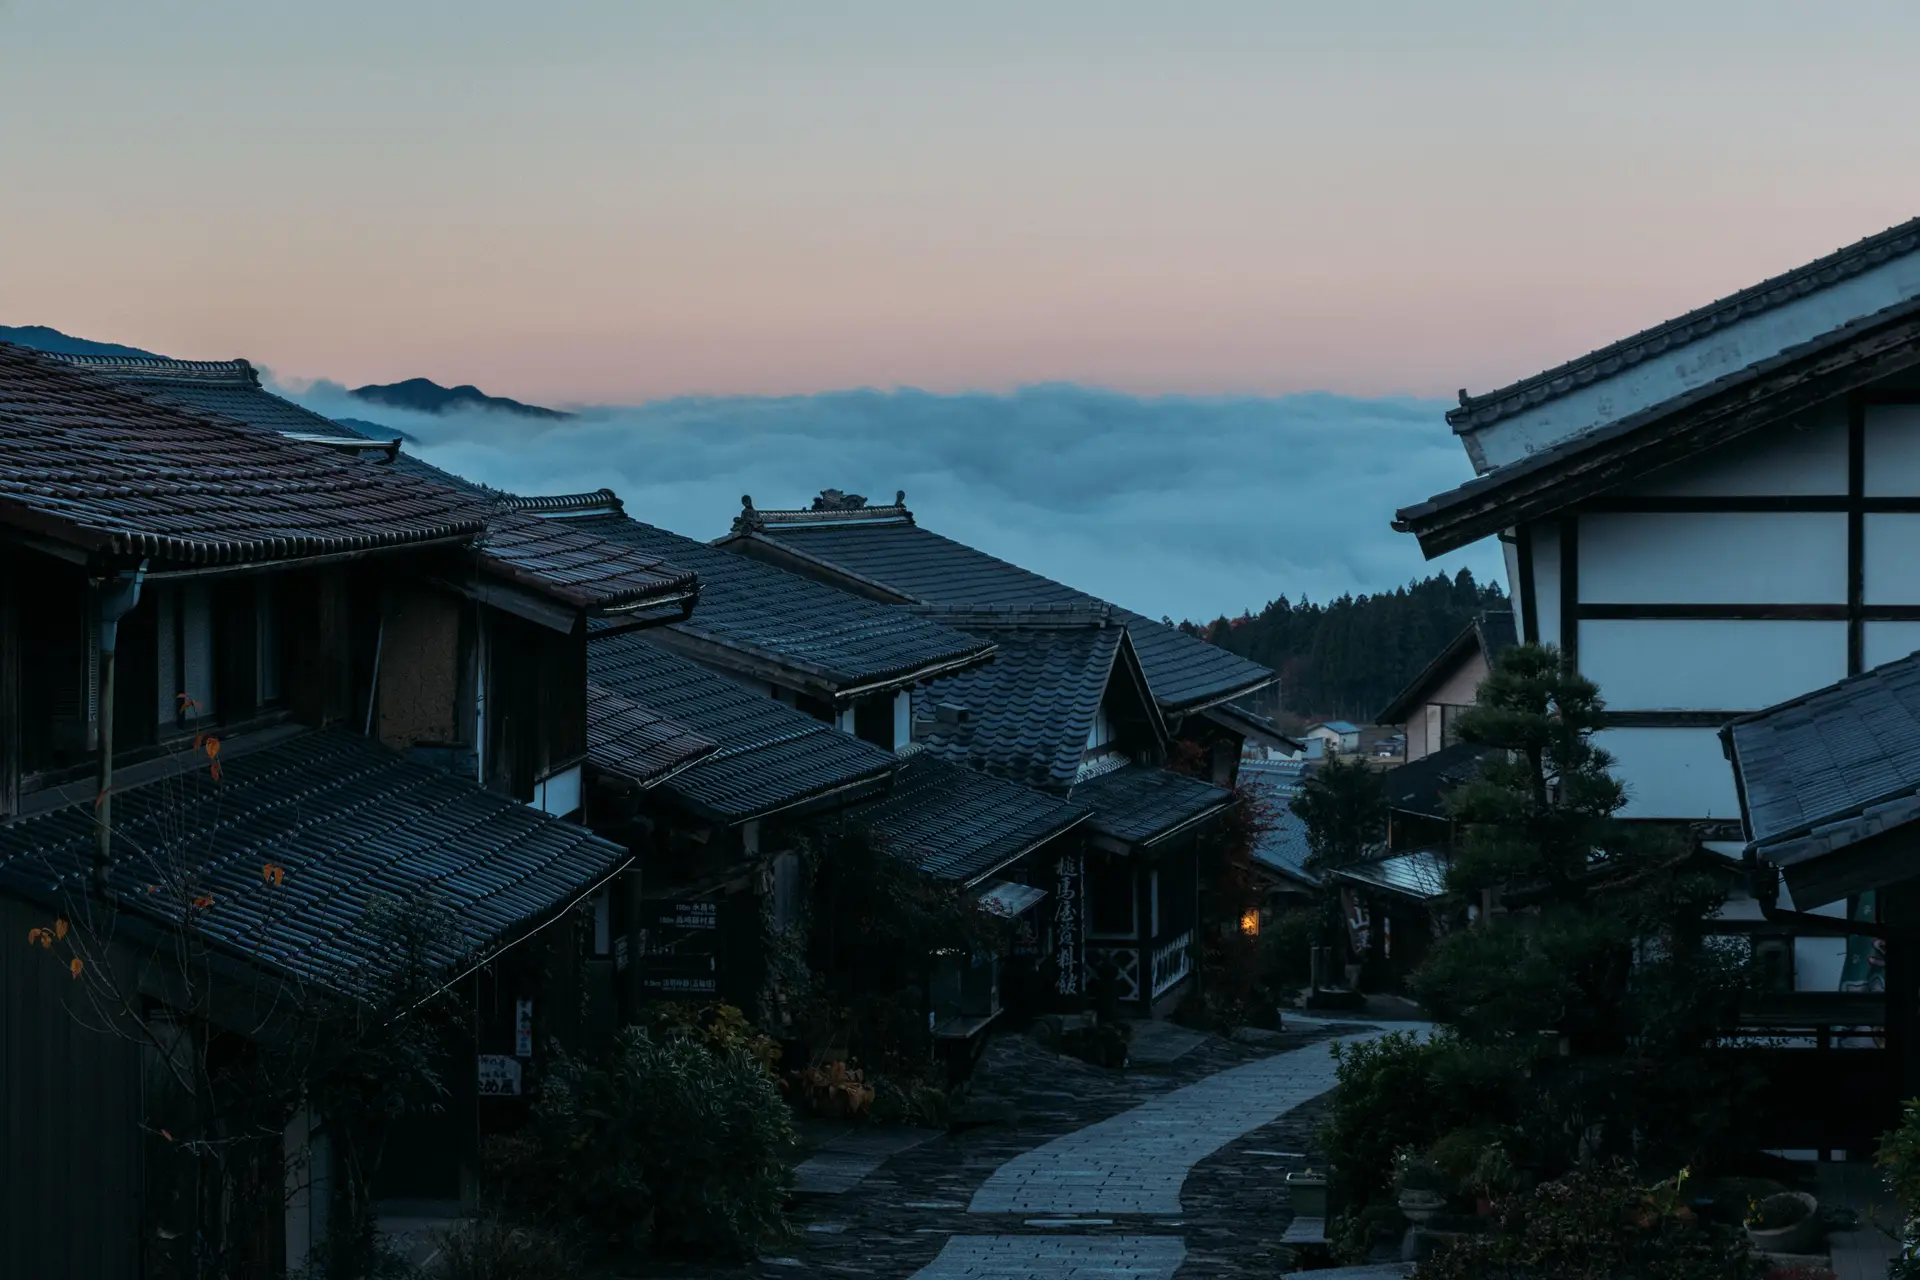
[910,1018,1428,1278]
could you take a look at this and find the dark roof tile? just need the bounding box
[733,504,1274,712]
[839,754,1088,883]
[0,728,626,996]
[1069,764,1235,848]
[588,633,897,822]
[585,685,718,788]
[0,343,488,565]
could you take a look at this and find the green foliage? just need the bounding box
[1319,1031,1526,1218]
[1412,1165,1763,1280]
[1290,755,1387,873]
[494,1026,795,1262]
[430,1218,585,1280]
[1411,643,1754,1173]
[1261,906,1322,988]
[1190,567,1506,721]
[870,1073,952,1127]
[1876,1099,1920,1277]
[637,1000,783,1079]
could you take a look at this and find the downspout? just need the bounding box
[95,561,149,886]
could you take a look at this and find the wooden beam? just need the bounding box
[1516,523,1538,645]
[1559,515,1579,668]
[1849,393,1866,676]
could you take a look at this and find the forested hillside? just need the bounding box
[1184,569,1506,723]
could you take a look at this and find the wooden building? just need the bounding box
[1396,216,1920,992]
[0,344,699,1278]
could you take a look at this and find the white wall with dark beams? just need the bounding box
[1508,381,1920,824]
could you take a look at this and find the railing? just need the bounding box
[1084,946,1141,1002]
[1151,930,1194,999]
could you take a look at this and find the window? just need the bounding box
[155,585,216,729]
[257,577,283,705]
[853,694,894,749]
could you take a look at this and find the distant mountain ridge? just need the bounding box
[349,377,570,420]
[0,324,160,358]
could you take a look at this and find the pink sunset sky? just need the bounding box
[4,0,1917,405]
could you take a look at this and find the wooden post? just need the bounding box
[1882,880,1920,1122]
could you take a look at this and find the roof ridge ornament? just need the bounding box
[742,488,916,529]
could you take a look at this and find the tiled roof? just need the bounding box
[1313,720,1361,735]
[1394,295,1920,556]
[1069,764,1235,848]
[1240,758,1317,886]
[0,342,489,565]
[585,684,718,788]
[1331,849,1451,902]
[477,508,698,616]
[909,606,1126,791]
[561,509,993,693]
[588,633,897,823]
[1380,740,1488,819]
[1726,651,1920,874]
[837,754,1089,884]
[1447,217,1920,432]
[47,352,398,451]
[0,728,627,996]
[42,355,694,616]
[729,500,1275,713]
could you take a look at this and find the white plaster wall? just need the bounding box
[893,690,913,752]
[1578,512,1846,604]
[1625,407,1848,496]
[1863,403,1920,496]
[1463,251,1920,470]
[1596,727,1741,820]
[1579,619,1846,710]
[1502,537,1523,625]
[1529,522,1561,649]
[1864,513,1920,602]
[1865,621,1920,671]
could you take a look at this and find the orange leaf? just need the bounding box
[69,957,83,978]
[203,736,221,760]
[27,928,43,946]
[39,932,53,950]
[54,918,68,940]
[191,732,205,753]
[208,760,222,784]
[262,863,286,887]
[192,896,215,911]
[93,785,112,809]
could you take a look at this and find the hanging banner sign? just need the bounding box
[477,1054,523,1097]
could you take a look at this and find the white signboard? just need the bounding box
[477,1054,522,1097]
[514,999,534,1059]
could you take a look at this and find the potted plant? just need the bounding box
[1394,1150,1446,1224]
[1745,1190,1821,1256]
[1286,1167,1328,1221]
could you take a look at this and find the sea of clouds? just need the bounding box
[280,378,1501,624]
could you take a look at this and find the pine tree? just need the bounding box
[1411,644,1751,1172]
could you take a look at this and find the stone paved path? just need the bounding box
[911,1235,1186,1279]
[967,1028,1403,1217]
[794,1127,945,1195]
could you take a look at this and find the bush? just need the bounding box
[492,1026,795,1262]
[431,1218,583,1280]
[1876,1098,1920,1277]
[1413,1165,1763,1280]
[1319,1031,1524,1220]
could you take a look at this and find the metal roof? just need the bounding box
[1331,849,1452,902]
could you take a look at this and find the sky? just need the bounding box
[6,2,1917,616]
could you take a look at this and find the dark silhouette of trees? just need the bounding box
[1185,569,1506,722]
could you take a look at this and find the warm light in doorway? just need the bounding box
[1240,909,1261,937]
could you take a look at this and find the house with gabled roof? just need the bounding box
[884,602,1236,1013]
[1391,216,1920,1141]
[1376,610,1517,762]
[718,491,1278,783]
[498,489,996,750]
[0,343,688,1277]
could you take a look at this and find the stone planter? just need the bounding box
[1744,1191,1821,1256]
[1285,1170,1328,1220]
[1398,1188,1446,1225]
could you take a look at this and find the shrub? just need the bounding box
[869,1073,951,1128]
[431,1218,584,1280]
[1876,1098,1920,1277]
[1413,1165,1764,1280]
[494,1026,795,1262]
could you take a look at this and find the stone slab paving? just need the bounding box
[1126,1020,1208,1065]
[794,1127,946,1194]
[968,1027,1419,1216]
[909,1234,1186,1279]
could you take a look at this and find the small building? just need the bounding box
[1375,611,1517,762]
[1305,720,1362,756]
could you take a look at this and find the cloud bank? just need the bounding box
[279,379,1499,624]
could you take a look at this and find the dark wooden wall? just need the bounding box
[0,892,145,1280]
[485,612,587,802]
